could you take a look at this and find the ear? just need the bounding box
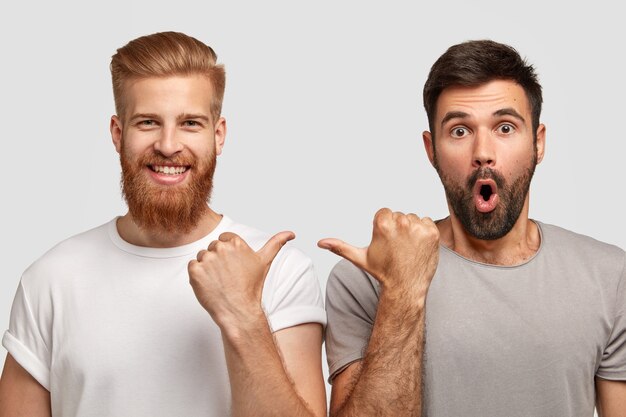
[535,123,546,164]
[422,130,436,167]
[110,115,123,154]
[214,116,227,156]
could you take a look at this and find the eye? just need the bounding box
[497,123,515,134]
[136,119,158,129]
[450,126,470,138]
[183,120,203,128]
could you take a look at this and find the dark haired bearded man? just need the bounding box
[320,40,626,417]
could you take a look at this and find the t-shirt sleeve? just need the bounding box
[2,276,52,391]
[324,259,379,383]
[263,247,326,333]
[596,252,626,381]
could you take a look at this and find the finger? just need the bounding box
[207,240,218,252]
[188,259,200,277]
[317,238,368,270]
[196,249,208,261]
[257,231,296,264]
[420,217,440,239]
[421,216,436,226]
[218,232,241,242]
[373,207,392,225]
[393,211,411,229]
[373,208,393,233]
[407,213,420,222]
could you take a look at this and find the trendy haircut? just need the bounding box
[110,31,226,123]
[423,40,542,140]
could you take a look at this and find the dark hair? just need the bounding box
[423,40,542,139]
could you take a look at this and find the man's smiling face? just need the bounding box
[110,74,225,234]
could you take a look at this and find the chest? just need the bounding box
[46,260,231,413]
[420,258,612,417]
[424,261,609,372]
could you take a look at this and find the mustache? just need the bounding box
[466,167,505,189]
[136,152,196,167]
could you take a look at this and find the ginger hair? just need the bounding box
[110,31,225,122]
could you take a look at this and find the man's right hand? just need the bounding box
[318,208,440,302]
[319,209,440,416]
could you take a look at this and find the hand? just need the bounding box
[188,231,295,329]
[318,208,439,298]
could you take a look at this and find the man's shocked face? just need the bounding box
[110,75,226,234]
[423,80,545,240]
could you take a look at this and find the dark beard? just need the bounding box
[119,145,216,235]
[436,163,536,241]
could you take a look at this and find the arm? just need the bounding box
[274,323,326,417]
[188,232,325,417]
[596,378,626,417]
[0,353,51,417]
[222,322,326,417]
[327,285,426,417]
[319,208,439,417]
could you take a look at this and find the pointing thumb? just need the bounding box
[318,238,368,270]
[257,231,296,264]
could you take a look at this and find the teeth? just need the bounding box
[152,165,187,175]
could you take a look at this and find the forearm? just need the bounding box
[221,311,317,417]
[336,288,426,417]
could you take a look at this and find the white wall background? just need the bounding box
[1,0,624,413]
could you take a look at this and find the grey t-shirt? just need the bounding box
[325,222,626,417]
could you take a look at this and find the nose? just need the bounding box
[472,128,496,168]
[153,126,183,157]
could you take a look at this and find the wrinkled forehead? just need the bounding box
[435,80,531,128]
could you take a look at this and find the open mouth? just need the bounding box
[473,179,499,213]
[480,184,493,201]
[149,165,190,175]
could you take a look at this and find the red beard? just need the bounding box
[119,144,216,235]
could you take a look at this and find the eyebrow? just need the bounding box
[440,111,469,129]
[440,107,526,129]
[129,113,159,123]
[128,113,211,124]
[493,108,526,123]
[177,113,210,123]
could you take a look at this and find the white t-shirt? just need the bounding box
[3,216,326,417]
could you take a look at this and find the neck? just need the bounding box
[438,198,541,266]
[116,207,223,248]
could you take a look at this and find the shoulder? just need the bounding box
[328,259,378,286]
[225,219,312,263]
[224,218,315,275]
[537,221,625,283]
[20,221,112,289]
[223,220,272,251]
[538,221,625,261]
[327,259,380,301]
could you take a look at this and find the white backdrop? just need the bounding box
[1,0,624,412]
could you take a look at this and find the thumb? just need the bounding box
[257,231,296,264]
[318,238,368,270]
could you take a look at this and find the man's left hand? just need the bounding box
[188,231,295,330]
